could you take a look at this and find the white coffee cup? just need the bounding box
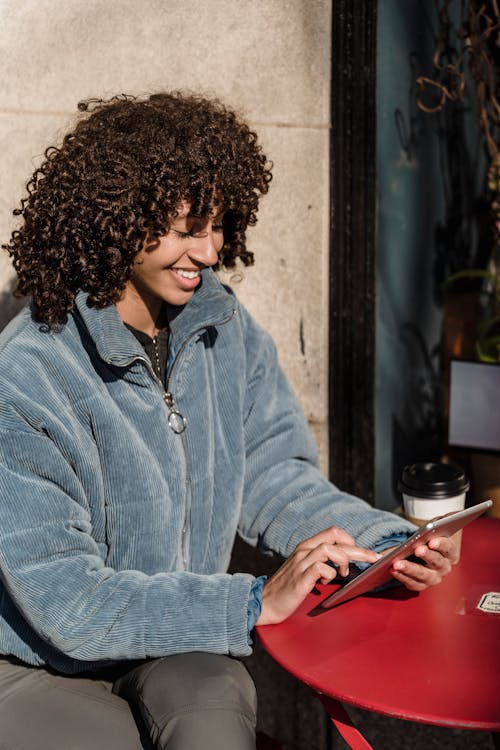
[402,492,467,525]
[398,462,470,556]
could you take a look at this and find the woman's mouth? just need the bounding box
[169,267,202,289]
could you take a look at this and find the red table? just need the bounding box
[257,517,500,749]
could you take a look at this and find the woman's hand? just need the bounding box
[388,535,459,591]
[256,529,460,627]
[256,526,381,626]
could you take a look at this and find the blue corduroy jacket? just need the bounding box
[0,269,415,673]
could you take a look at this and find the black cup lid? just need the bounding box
[398,462,469,499]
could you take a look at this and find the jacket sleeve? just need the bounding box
[237,305,416,557]
[0,420,254,668]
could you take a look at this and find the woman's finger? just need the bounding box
[298,542,380,578]
[392,557,442,588]
[391,568,430,591]
[426,535,459,564]
[412,546,453,574]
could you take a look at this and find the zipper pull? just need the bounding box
[163,391,187,434]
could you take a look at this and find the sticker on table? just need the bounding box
[477,592,500,613]
[454,585,500,617]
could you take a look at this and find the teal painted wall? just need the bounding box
[376,1,449,510]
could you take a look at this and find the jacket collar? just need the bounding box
[74,268,236,367]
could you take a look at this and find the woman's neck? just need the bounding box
[116,288,165,338]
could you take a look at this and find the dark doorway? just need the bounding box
[329,0,378,503]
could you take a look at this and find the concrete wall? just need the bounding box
[0,0,332,469]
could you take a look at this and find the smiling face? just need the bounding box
[116,202,225,334]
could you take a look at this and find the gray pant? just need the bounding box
[0,653,257,750]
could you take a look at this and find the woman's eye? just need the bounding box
[173,229,205,239]
[173,226,223,239]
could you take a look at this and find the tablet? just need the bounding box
[318,499,493,611]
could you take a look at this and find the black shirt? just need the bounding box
[125,323,169,387]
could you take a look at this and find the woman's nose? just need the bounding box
[189,230,220,267]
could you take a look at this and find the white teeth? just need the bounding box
[174,269,199,279]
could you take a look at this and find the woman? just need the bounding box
[0,92,457,749]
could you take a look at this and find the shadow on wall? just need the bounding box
[0,276,24,332]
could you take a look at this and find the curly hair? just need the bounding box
[3,92,272,325]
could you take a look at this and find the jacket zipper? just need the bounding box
[170,311,237,566]
[166,310,237,567]
[117,308,237,569]
[161,308,236,432]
